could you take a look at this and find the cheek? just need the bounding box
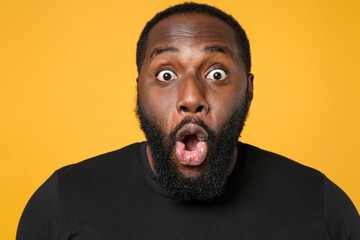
[139,86,178,133]
[208,86,246,130]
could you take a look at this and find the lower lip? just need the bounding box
[175,141,208,166]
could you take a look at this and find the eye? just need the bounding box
[156,70,177,81]
[206,69,228,81]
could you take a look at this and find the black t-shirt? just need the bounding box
[17,142,360,239]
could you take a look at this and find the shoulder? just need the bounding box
[53,142,143,182]
[17,142,144,239]
[26,141,144,210]
[240,143,324,184]
[237,143,325,208]
[52,142,144,193]
[239,143,360,239]
[58,142,142,174]
[323,176,360,239]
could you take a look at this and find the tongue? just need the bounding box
[175,140,207,166]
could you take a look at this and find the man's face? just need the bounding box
[137,13,253,200]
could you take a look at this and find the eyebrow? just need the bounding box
[203,45,234,59]
[149,45,234,61]
[150,47,179,59]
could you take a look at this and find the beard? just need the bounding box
[136,92,250,202]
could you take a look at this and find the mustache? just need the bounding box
[168,116,216,143]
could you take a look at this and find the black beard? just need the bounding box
[136,93,249,202]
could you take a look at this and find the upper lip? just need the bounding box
[175,123,208,142]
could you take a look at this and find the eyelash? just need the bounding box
[154,66,229,81]
[156,69,177,81]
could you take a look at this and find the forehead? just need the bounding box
[146,13,239,56]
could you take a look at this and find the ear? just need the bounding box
[247,73,254,102]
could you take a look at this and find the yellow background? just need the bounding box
[1,0,359,238]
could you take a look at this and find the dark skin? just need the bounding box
[138,13,254,178]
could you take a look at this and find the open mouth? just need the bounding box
[183,134,199,151]
[175,123,208,166]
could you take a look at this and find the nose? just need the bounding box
[176,74,209,115]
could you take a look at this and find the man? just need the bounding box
[17,2,359,239]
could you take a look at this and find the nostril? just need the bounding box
[180,106,190,112]
[196,106,204,113]
[179,105,206,113]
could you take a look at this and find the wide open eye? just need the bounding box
[206,69,228,81]
[156,70,177,81]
